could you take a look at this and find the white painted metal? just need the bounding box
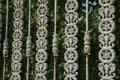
[0,0,117,80]
[98,0,116,80]
[10,0,24,80]
[35,0,48,80]
[64,0,79,80]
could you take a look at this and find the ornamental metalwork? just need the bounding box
[35,0,48,80]
[64,0,79,80]
[10,0,24,80]
[0,0,119,80]
[98,0,116,80]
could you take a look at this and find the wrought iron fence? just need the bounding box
[0,0,120,80]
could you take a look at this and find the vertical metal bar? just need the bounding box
[26,58,30,80]
[3,0,9,80]
[3,39,9,80]
[28,0,31,37]
[53,56,57,80]
[5,0,8,39]
[84,31,90,80]
[52,0,58,80]
[54,0,57,34]
[26,0,32,79]
[3,58,6,80]
[86,54,89,80]
[84,0,91,80]
[86,0,89,31]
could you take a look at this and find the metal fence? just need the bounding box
[0,0,119,80]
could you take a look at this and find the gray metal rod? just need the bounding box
[85,0,90,80]
[3,0,9,79]
[26,0,32,80]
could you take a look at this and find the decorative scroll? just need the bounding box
[98,0,116,80]
[64,0,79,80]
[10,0,24,80]
[35,0,48,80]
[0,0,2,48]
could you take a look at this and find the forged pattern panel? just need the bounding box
[10,0,24,80]
[64,0,79,80]
[0,0,118,80]
[35,0,48,80]
[98,0,116,80]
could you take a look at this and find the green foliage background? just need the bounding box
[0,0,120,80]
